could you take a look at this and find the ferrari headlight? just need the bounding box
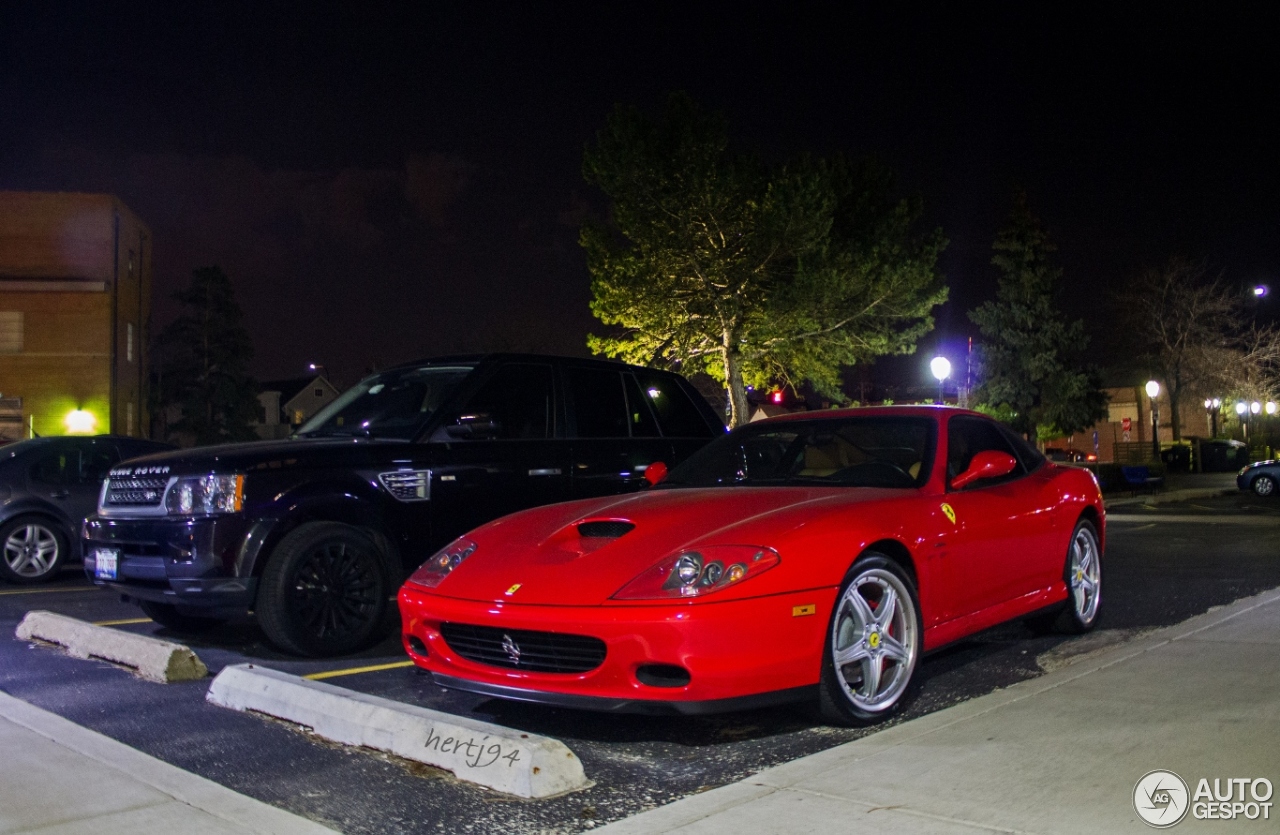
[407,538,477,589]
[164,474,244,516]
[612,545,781,600]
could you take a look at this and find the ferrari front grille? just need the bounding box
[440,623,606,673]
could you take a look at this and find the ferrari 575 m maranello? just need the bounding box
[398,407,1105,725]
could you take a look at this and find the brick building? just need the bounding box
[0,192,151,440]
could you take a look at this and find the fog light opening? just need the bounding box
[406,635,427,656]
[635,664,691,688]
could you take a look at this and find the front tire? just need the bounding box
[256,522,389,657]
[817,554,922,726]
[0,517,69,584]
[1252,475,1276,497]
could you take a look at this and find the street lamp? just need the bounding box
[1145,380,1160,460]
[930,357,951,405]
[1205,398,1222,438]
[1236,401,1249,443]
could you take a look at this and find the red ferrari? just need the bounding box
[398,407,1104,725]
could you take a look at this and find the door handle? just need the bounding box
[528,468,562,476]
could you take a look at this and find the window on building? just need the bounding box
[0,312,22,354]
[314,388,324,398]
[126,322,135,363]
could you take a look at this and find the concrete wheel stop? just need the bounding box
[207,663,591,799]
[14,610,208,683]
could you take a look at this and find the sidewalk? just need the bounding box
[596,587,1280,834]
[0,690,338,835]
[1104,470,1239,509]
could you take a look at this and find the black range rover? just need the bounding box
[84,354,723,656]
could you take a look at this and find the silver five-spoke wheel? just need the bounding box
[819,555,921,724]
[1067,521,1101,626]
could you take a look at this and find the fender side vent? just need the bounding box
[576,520,634,538]
[379,470,431,502]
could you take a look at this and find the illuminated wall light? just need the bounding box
[64,409,96,434]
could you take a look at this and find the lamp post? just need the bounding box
[1145,380,1161,461]
[1236,401,1248,443]
[930,357,951,405]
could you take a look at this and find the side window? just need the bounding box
[622,374,662,438]
[29,448,73,487]
[566,367,629,438]
[79,443,120,485]
[461,364,554,440]
[635,372,716,437]
[947,417,1025,489]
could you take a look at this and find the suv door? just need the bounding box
[565,366,674,499]
[427,362,570,543]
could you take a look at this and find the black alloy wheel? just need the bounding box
[257,522,389,657]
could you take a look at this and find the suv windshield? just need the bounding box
[663,415,936,489]
[296,365,474,440]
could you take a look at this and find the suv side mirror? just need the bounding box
[445,412,501,440]
[643,461,668,486]
[951,450,1017,490]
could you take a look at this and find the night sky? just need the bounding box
[3,3,1276,390]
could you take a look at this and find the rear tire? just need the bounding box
[816,554,922,726]
[139,600,226,633]
[256,522,389,657]
[0,516,69,584]
[1028,519,1102,635]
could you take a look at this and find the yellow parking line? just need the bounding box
[303,660,415,680]
[94,618,153,626]
[0,586,98,596]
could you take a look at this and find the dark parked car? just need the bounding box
[1,435,175,583]
[84,354,724,656]
[1237,460,1280,497]
[1201,439,1249,473]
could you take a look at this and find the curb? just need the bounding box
[207,664,591,799]
[14,610,207,683]
[0,691,340,834]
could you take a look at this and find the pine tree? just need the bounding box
[969,192,1106,440]
[154,266,260,445]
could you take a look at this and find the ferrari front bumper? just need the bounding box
[398,583,833,713]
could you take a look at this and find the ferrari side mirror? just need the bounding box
[643,461,668,486]
[951,450,1017,490]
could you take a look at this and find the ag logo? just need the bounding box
[1134,770,1189,828]
[940,503,956,525]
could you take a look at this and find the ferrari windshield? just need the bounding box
[663,415,936,489]
[295,365,474,440]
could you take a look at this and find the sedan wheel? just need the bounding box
[1253,475,1276,497]
[0,518,68,584]
[256,522,389,657]
[818,554,921,725]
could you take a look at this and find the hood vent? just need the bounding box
[576,520,634,538]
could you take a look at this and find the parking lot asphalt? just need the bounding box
[3,485,1278,833]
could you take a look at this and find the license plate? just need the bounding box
[93,548,119,580]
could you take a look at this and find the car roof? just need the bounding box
[385,352,676,375]
[758,404,988,424]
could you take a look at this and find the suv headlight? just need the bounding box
[164,474,245,516]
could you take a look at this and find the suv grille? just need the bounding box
[104,477,169,508]
[440,623,606,673]
[379,470,430,502]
